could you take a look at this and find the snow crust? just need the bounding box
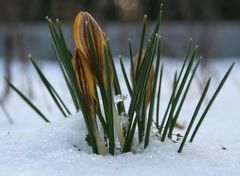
[0,115,239,176]
[0,59,239,176]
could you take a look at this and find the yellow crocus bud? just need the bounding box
[74,11,113,86]
[72,48,98,116]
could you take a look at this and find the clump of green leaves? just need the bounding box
[7,5,234,155]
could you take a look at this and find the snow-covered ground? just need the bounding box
[0,58,239,176]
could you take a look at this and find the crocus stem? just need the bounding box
[92,119,107,155]
[112,103,125,149]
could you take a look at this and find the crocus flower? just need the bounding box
[73,11,112,86]
[73,11,114,115]
[72,48,98,116]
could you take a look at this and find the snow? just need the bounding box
[0,58,240,176]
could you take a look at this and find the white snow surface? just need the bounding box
[0,58,240,176]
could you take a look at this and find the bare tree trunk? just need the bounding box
[1,28,14,101]
[0,102,14,124]
[0,26,14,124]
[16,25,34,99]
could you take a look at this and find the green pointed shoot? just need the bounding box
[138,93,147,143]
[106,42,126,114]
[144,36,162,148]
[178,77,211,153]
[158,70,177,134]
[136,14,148,78]
[48,18,99,154]
[29,55,71,117]
[104,47,115,155]
[129,39,135,86]
[161,46,198,141]
[119,56,133,96]
[169,58,201,135]
[156,64,163,128]
[159,39,192,135]
[5,78,50,123]
[123,35,158,152]
[190,62,235,142]
[47,18,79,110]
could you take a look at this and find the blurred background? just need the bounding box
[0,1,240,99]
[0,0,240,60]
